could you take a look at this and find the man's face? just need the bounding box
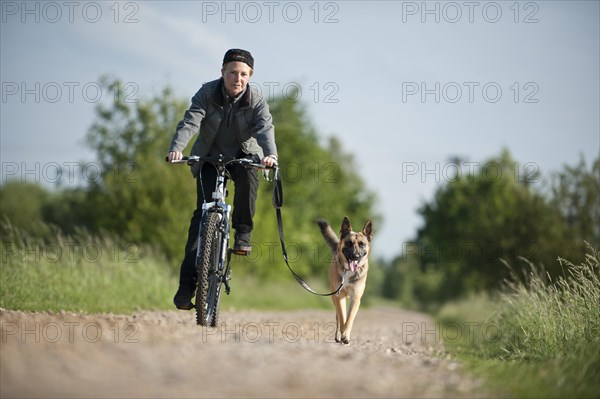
[221,61,252,98]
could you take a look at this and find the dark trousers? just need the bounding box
[178,161,259,286]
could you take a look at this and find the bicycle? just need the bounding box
[167,154,276,326]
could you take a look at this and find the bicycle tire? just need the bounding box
[195,211,224,326]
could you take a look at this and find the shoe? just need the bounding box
[173,283,195,310]
[233,231,252,255]
[174,300,194,311]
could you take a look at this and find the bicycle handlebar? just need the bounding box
[165,155,277,170]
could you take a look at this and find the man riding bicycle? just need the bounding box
[167,49,278,310]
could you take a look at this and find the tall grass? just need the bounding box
[495,244,599,362]
[0,221,177,313]
[0,221,345,313]
[438,244,600,398]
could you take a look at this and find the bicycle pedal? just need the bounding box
[231,249,250,256]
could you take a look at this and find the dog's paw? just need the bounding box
[341,336,350,345]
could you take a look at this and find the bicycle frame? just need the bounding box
[168,154,275,326]
[197,162,232,287]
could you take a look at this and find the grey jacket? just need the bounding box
[169,78,277,177]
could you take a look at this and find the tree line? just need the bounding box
[1,77,598,305]
[0,78,378,281]
[381,149,599,307]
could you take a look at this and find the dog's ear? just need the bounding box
[340,216,352,239]
[362,220,373,242]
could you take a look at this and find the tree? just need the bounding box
[549,155,600,259]
[0,181,52,238]
[56,78,380,277]
[228,90,381,278]
[415,149,567,301]
[80,78,195,264]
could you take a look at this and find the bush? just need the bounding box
[439,244,600,398]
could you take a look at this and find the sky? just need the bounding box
[1,0,599,260]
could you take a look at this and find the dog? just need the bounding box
[317,216,373,344]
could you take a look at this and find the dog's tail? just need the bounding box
[316,219,339,254]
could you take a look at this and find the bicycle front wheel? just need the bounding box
[196,211,224,327]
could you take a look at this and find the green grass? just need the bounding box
[437,245,600,398]
[219,274,333,311]
[0,223,344,314]
[0,226,177,313]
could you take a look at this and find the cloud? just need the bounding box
[65,2,232,78]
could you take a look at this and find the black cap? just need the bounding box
[223,48,254,69]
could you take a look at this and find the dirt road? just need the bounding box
[1,307,490,398]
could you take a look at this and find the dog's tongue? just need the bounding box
[349,260,359,272]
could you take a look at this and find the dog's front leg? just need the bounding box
[332,295,346,343]
[341,296,362,344]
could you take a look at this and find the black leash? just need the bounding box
[271,167,344,297]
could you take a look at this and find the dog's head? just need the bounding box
[338,216,373,273]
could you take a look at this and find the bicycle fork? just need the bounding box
[197,173,235,295]
[220,205,234,295]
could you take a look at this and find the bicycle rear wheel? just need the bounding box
[195,211,224,326]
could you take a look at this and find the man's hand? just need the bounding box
[167,151,183,162]
[262,155,278,167]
